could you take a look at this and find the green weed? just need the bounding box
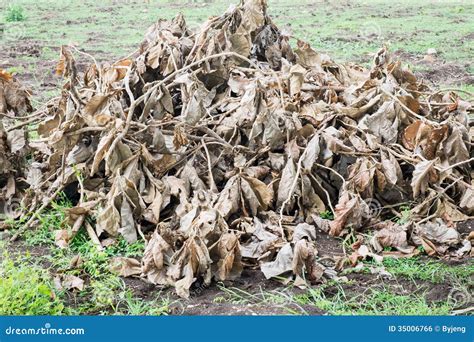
[381,257,473,284]
[5,5,25,22]
[0,252,65,315]
[105,237,145,258]
[299,285,453,315]
[23,194,72,246]
[396,205,412,225]
[115,289,173,316]
[320,210,334,220]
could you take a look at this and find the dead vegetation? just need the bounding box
[0,0,472,298]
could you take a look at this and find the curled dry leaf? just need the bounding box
[61,275,85,291]
[411,159,437,197]
[416,219,460,246]
[371,221,414,254]
[111,257,142,277]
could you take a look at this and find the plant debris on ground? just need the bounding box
[0,0,473,299]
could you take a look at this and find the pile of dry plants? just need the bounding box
[1,0,472,297]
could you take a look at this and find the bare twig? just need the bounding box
[10,187,64,241]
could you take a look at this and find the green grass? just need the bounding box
[104,236,145,258]
[0,250,66,315]
[67,235,169,315]
[381,257,473,284]
[297,285,454,315]
[4,198,167,315]
[218,285,308,315]
[115,288,175,316]
[218,280,456,315]
[2,232,171,315]
[4,192,73,247]
[319,210,334,220]
[394,205,412,225]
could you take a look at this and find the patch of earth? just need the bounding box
[462,32,474,41]
[392,50,473,86]
[333,272,454,305]
[0,40,58,88]
[5,238,54,270]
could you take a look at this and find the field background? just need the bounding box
[0,0,473,315]
[1,0,473,102]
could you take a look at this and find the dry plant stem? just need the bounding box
[0,110,44,120]
[244,146,271,167]
[452,307,474,315]
[420,101,457,106]
[379,144,419,164]
[380,88,425,120]
[315,163,347,189]
[416,213,437,226]
[301,84,346,92]
[6,116,41,132]
[106,67,136,156]
[0,95,59,121]
[161,129,230,148]
[440,157,474,172]
[167,45,179,72]
[184,19,214,65]
[76,172,85,204]
[85,221,103,250]
[196,126,235,149]
[70,215,86,241]
[429,88,474,98]
[61,148,67,184]
[108,51,260,158]
[411,176,464,225]
[377,196,403,219]
[31,127,108,143]
[270,69,285,108]
[70,45,102,90]
[66,127,107,136]
[137,224,146,243]
[10,187,64,241]
[202,139,218,193]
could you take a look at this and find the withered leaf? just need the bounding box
[411,159,437,197]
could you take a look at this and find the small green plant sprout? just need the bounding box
[396,205,412,225]
[320,210,334,220]
[5,5,26,22]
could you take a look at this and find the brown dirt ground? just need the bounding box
[392,50,474,87]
